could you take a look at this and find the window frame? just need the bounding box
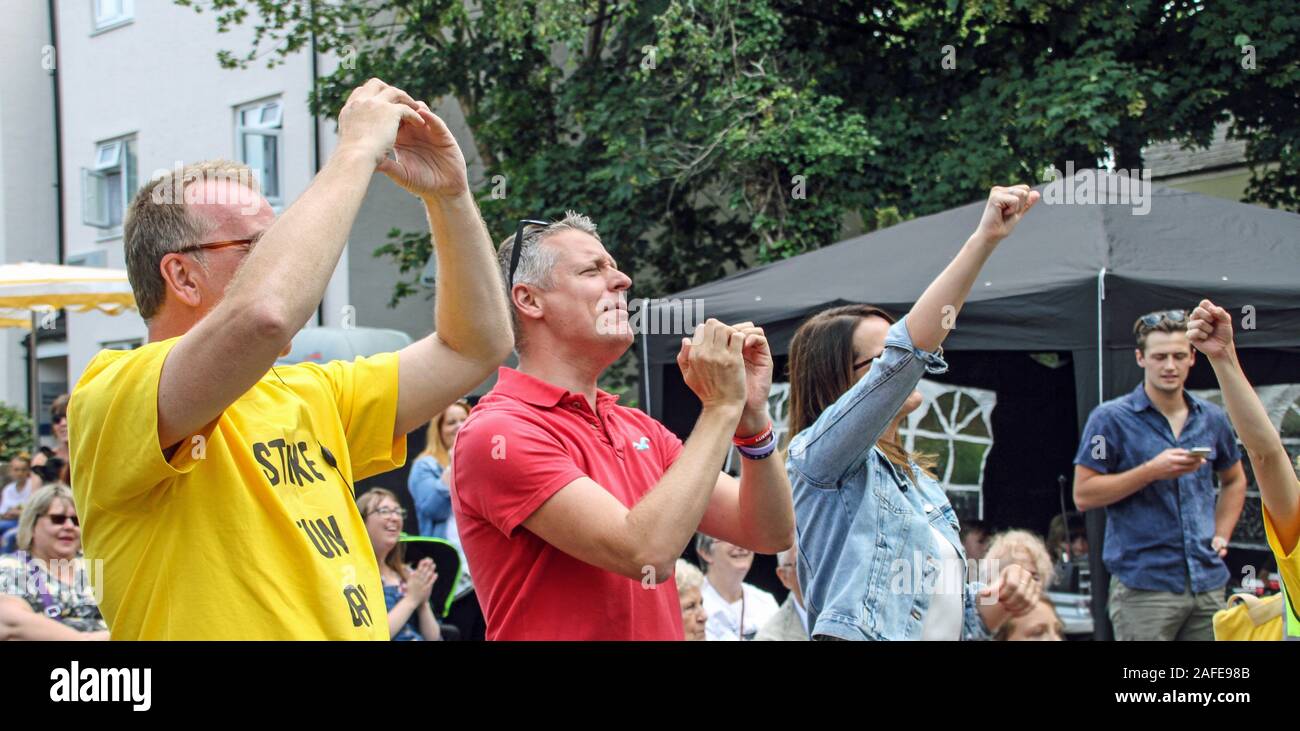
[82,135,137,238]
[91,0,134,34]
[235,98,284,209]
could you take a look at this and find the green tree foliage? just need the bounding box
[0,403,34,463]
[181,0,1299,306]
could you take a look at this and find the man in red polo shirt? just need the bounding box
[452,212,795,640]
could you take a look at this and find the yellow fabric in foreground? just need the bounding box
[1213,593,1283,641]
[1215,500,1300,640]
[1263,500,1300,639]
[69,338,407,640]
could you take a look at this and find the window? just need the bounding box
[82,136,137,234]
[755,380,995,524]
[92,0,133,32]
[899,381,997,523]
[236,99,283,206]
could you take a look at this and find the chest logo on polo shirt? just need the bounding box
[632,436,650,451]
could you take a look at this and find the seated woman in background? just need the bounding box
[409,400,470,542]
[0,485,109,640]
[360,488,441,641]
[696,533,779,640]
[1186,299,1300,640]
[674,559,707,641]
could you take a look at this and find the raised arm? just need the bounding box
[1188,299,1300,553]
[157,79,424,449]
[793,185,1039,486]
[390,103,513,438]
[698,322,794,554]
[908,185,1039,351]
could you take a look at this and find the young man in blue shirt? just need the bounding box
[1073,310,1247,641]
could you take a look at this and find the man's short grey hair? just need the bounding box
[125,159,260,321]
[495,210,601,351]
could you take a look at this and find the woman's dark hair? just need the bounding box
[786,304,936,481]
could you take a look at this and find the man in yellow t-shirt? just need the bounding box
[1187,300,1300,639]
[68,79,512,640]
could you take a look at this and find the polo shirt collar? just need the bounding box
[493,367,621,409]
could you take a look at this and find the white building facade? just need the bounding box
[5,0,473,448]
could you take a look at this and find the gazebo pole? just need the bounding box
[29,311,39,449]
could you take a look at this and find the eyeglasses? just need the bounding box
[52,413,67,424]
[174,238,256,256]
[370,506,407,519]
[44,513,79,527]
[507,219,551,288]
[1135,310,1187,332]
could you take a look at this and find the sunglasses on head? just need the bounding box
[507,219,552,288]
[1136,309,1187,331]
[45,513,79,527]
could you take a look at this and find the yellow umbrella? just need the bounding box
[0,262,137,446]
[0,262,135,314]
[0,309,35,330]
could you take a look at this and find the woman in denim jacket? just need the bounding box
[786,185,1044,640]
[409,400,470,540]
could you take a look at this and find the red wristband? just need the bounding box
[733,422,773,447]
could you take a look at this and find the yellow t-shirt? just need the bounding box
[1263,500,1300,636]
[68,338,407,640]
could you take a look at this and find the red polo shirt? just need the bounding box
[451,367,686,640]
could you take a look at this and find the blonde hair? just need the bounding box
[17,484,76,554]
[125,159,260,320]
[418,400,471,467]
[987,529,1055,586]
[674,558,704,595]
[357,488,408,580]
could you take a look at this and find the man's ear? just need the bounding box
[512,283,544,323]
[158,252,204,310]
[1134,348,1145,368]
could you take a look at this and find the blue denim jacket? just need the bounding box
[1073,383,1240,594]
[787,317,990,641]
[409,455,453,539]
